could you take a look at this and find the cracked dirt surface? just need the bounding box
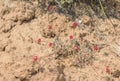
[0,0,120,81]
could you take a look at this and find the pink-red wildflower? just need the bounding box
[37,38,41,44]
[33,55,38,62]
[106,66,110,73]
[48,25,52,29]
[93,45,99,51]
[48,42,52,47]
[74,46,79,51]
[49,5,54,11]
[73,21,78,27]
[69,35,73,39]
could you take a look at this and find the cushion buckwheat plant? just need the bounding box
[52,35,95,67]
[72,40,94,67]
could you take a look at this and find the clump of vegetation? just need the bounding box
[39,0,120,19]
[51,34,97,67]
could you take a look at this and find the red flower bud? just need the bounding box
[48,25,52,29]
[73,21,78,27]
[33,55,38,62]
[106,66,110,73]
[37,38,41,44]
[48,42,52,47]
[49,5,54,11]
[69,35,73,39]
[93,45,99,51]
[74,46,79,51]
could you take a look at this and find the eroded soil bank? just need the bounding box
[0,0,120,81]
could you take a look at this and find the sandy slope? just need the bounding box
[0,0,120,81]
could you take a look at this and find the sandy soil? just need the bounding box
[0,0,120,81]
